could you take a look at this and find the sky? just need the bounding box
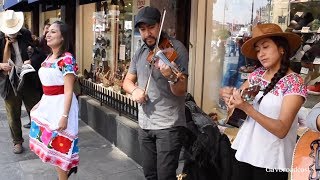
[213,0,269,25]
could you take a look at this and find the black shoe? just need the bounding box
[68,167,78,177]
[23,122,31,129]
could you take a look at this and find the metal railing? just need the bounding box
[79,78,138,121]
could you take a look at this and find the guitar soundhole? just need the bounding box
[227,108,246,128]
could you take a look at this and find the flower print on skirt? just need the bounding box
[29,120,79,171]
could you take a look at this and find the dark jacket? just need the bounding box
[38,35,51,56]
[182,94,233,180]
[0,28,46,99]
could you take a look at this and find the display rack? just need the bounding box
[289,0,320,93]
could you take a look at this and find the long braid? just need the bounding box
[257,37,290,104]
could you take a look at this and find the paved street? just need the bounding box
[0,98,145,180]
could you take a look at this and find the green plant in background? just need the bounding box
[214,29,231,40]
[310,19,320,31]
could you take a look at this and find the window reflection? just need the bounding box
[203,0,284,113]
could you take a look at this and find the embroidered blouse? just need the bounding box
[231,67,307,169]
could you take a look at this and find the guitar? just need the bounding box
[224,85,261,128]
[291,129,320,180]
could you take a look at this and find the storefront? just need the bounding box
[76,0,134,91]
[76,0,191,94]
[3,0,320,120]
[192,0,320,119]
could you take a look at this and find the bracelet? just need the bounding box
[62,114,68,118]
[131,87,138,94]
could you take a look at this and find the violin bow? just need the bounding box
[144,9,167,95]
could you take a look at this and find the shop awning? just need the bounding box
[3,0,26,9]
[28,0,39,3]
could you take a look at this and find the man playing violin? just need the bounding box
[123,6,189,180]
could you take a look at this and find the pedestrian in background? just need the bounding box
[23,21,51,128]
[38,21,51,56]
[123,6,189,180]
[29,21,79,180]
[220,23,307,180]
[0,10,43,154]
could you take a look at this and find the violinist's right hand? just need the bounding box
[0,63,12,72]
[219,86,235,105]
[131,87,147,104]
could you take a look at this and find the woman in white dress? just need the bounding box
[220,23,307,180]
[29,21,79,180]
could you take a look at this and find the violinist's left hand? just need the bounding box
[159,61,175,80]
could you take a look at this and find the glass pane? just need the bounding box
[87,0,133,94]
[202,0,278,113]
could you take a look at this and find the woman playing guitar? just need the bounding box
[220,23,307,180]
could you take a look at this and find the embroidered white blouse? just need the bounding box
[231,67,307,169]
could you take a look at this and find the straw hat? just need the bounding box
[241,23,301,60]
[0,10,24,35]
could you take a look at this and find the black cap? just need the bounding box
[134,6,161,28]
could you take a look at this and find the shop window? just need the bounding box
[82,0,133,95]
[203,0,320,125]
[201,0,273,115]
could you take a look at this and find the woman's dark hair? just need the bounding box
[257,36,290,104]
[51,21,73,57]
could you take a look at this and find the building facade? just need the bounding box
[3,0,320,119]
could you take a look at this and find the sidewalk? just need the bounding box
[0,99,145,180]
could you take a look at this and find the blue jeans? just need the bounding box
[222,63,238,87]
[139,127,184,180]
[234,52,247,88]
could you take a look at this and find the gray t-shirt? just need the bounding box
[128,37,189,130]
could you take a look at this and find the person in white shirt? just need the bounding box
[220,23,307,180]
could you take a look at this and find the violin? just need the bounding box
[146,37,183,76]
[147,37,178,63]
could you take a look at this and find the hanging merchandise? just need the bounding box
[288,1,320,96]
[84,0,133,94]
